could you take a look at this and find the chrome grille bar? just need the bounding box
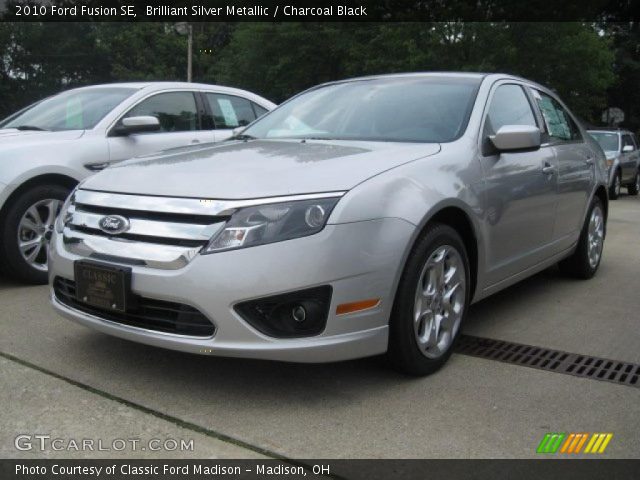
[69,207,224,242]
[62,228,200,269]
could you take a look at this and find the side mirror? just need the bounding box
[232,126,245,136]
[622,145,634,153]
[112,116,160,136]
[490,125,541,152]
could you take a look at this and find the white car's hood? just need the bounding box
[0,129,85,150]
[81,139,441,199]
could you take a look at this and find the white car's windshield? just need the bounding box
[2,87,137,131]
[589,131,620,153]
[243,76,481,143]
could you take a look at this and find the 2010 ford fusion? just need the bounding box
[49,73,608,375]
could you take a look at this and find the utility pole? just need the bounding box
[174,22,193,82]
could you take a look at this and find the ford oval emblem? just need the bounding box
[98,215,130,235]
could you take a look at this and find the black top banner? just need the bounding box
[0,0,639,22]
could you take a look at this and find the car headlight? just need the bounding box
[202,197,340,254]
[54,188,76,234]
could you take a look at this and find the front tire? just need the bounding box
[388,224,470,376]
[0,184,70,284]
[628,170,640,196]
[558,196,605,279]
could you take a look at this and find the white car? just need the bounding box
[0,82,275,283]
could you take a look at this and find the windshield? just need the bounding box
[242,76,481,143]
[589,131,620,153]
[2,87,137,131]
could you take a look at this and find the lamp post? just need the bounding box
[174,22,193,82]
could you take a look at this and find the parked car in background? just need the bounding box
[588,128,640,199]
[0,82,275,283]
[49,73,608,376]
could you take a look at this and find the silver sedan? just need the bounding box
[49,73,608,375]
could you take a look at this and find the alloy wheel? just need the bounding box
[17,199,62,272]
[413,245,466,359]
[587,205,604,269]
[615,174,621,197]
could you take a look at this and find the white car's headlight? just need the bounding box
[54,188,76,234]
[202,197,340,254]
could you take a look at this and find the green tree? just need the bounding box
[603,22,640,132]
[0,22,109,116]
[209,23,356,102]
[95,23,186,81]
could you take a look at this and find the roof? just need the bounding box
[57,82,276,107]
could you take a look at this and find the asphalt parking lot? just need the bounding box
[1,195,639,460]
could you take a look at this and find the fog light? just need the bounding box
[234,286,332,338]
[292,305,307,323]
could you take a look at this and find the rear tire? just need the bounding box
[609,170,621,200]
[0,184,70,284]
[558,197,605,279]
[628,170,640,196]
[387,224,470,376]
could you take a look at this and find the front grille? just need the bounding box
[61,190,230,269]
[54,277,215,337]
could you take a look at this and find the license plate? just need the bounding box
[74,261,131,313]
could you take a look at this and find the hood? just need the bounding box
[0,129,85,149]
[81,139,441,199]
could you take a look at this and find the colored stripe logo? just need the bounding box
[537,433,613,454]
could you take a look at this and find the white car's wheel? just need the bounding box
[0,184,70,284]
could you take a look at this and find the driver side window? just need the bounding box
[123,92,198,133]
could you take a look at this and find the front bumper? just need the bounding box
[49,218,415,363]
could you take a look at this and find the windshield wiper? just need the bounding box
[228,133,256,141]
[15,125,49,131]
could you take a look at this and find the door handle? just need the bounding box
[542,163,555,175]
[584,157,594,165]
[191,139,200,144]
[84,162,111,171]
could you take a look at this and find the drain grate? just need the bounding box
[455,335,640,389]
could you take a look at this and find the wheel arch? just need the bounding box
[0,174,78,223]
[396,204,480,303]
[427,206,479,301]
[594,184,608,222]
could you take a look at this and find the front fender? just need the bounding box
[329,147,486,305]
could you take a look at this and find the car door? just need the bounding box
[478,82,559,285]
[530,89,593,245]
[620,134,638,182]
[107,91,207,163]
[203,92,264,142]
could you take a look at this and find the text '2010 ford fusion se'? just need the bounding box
[49,73,608,375]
